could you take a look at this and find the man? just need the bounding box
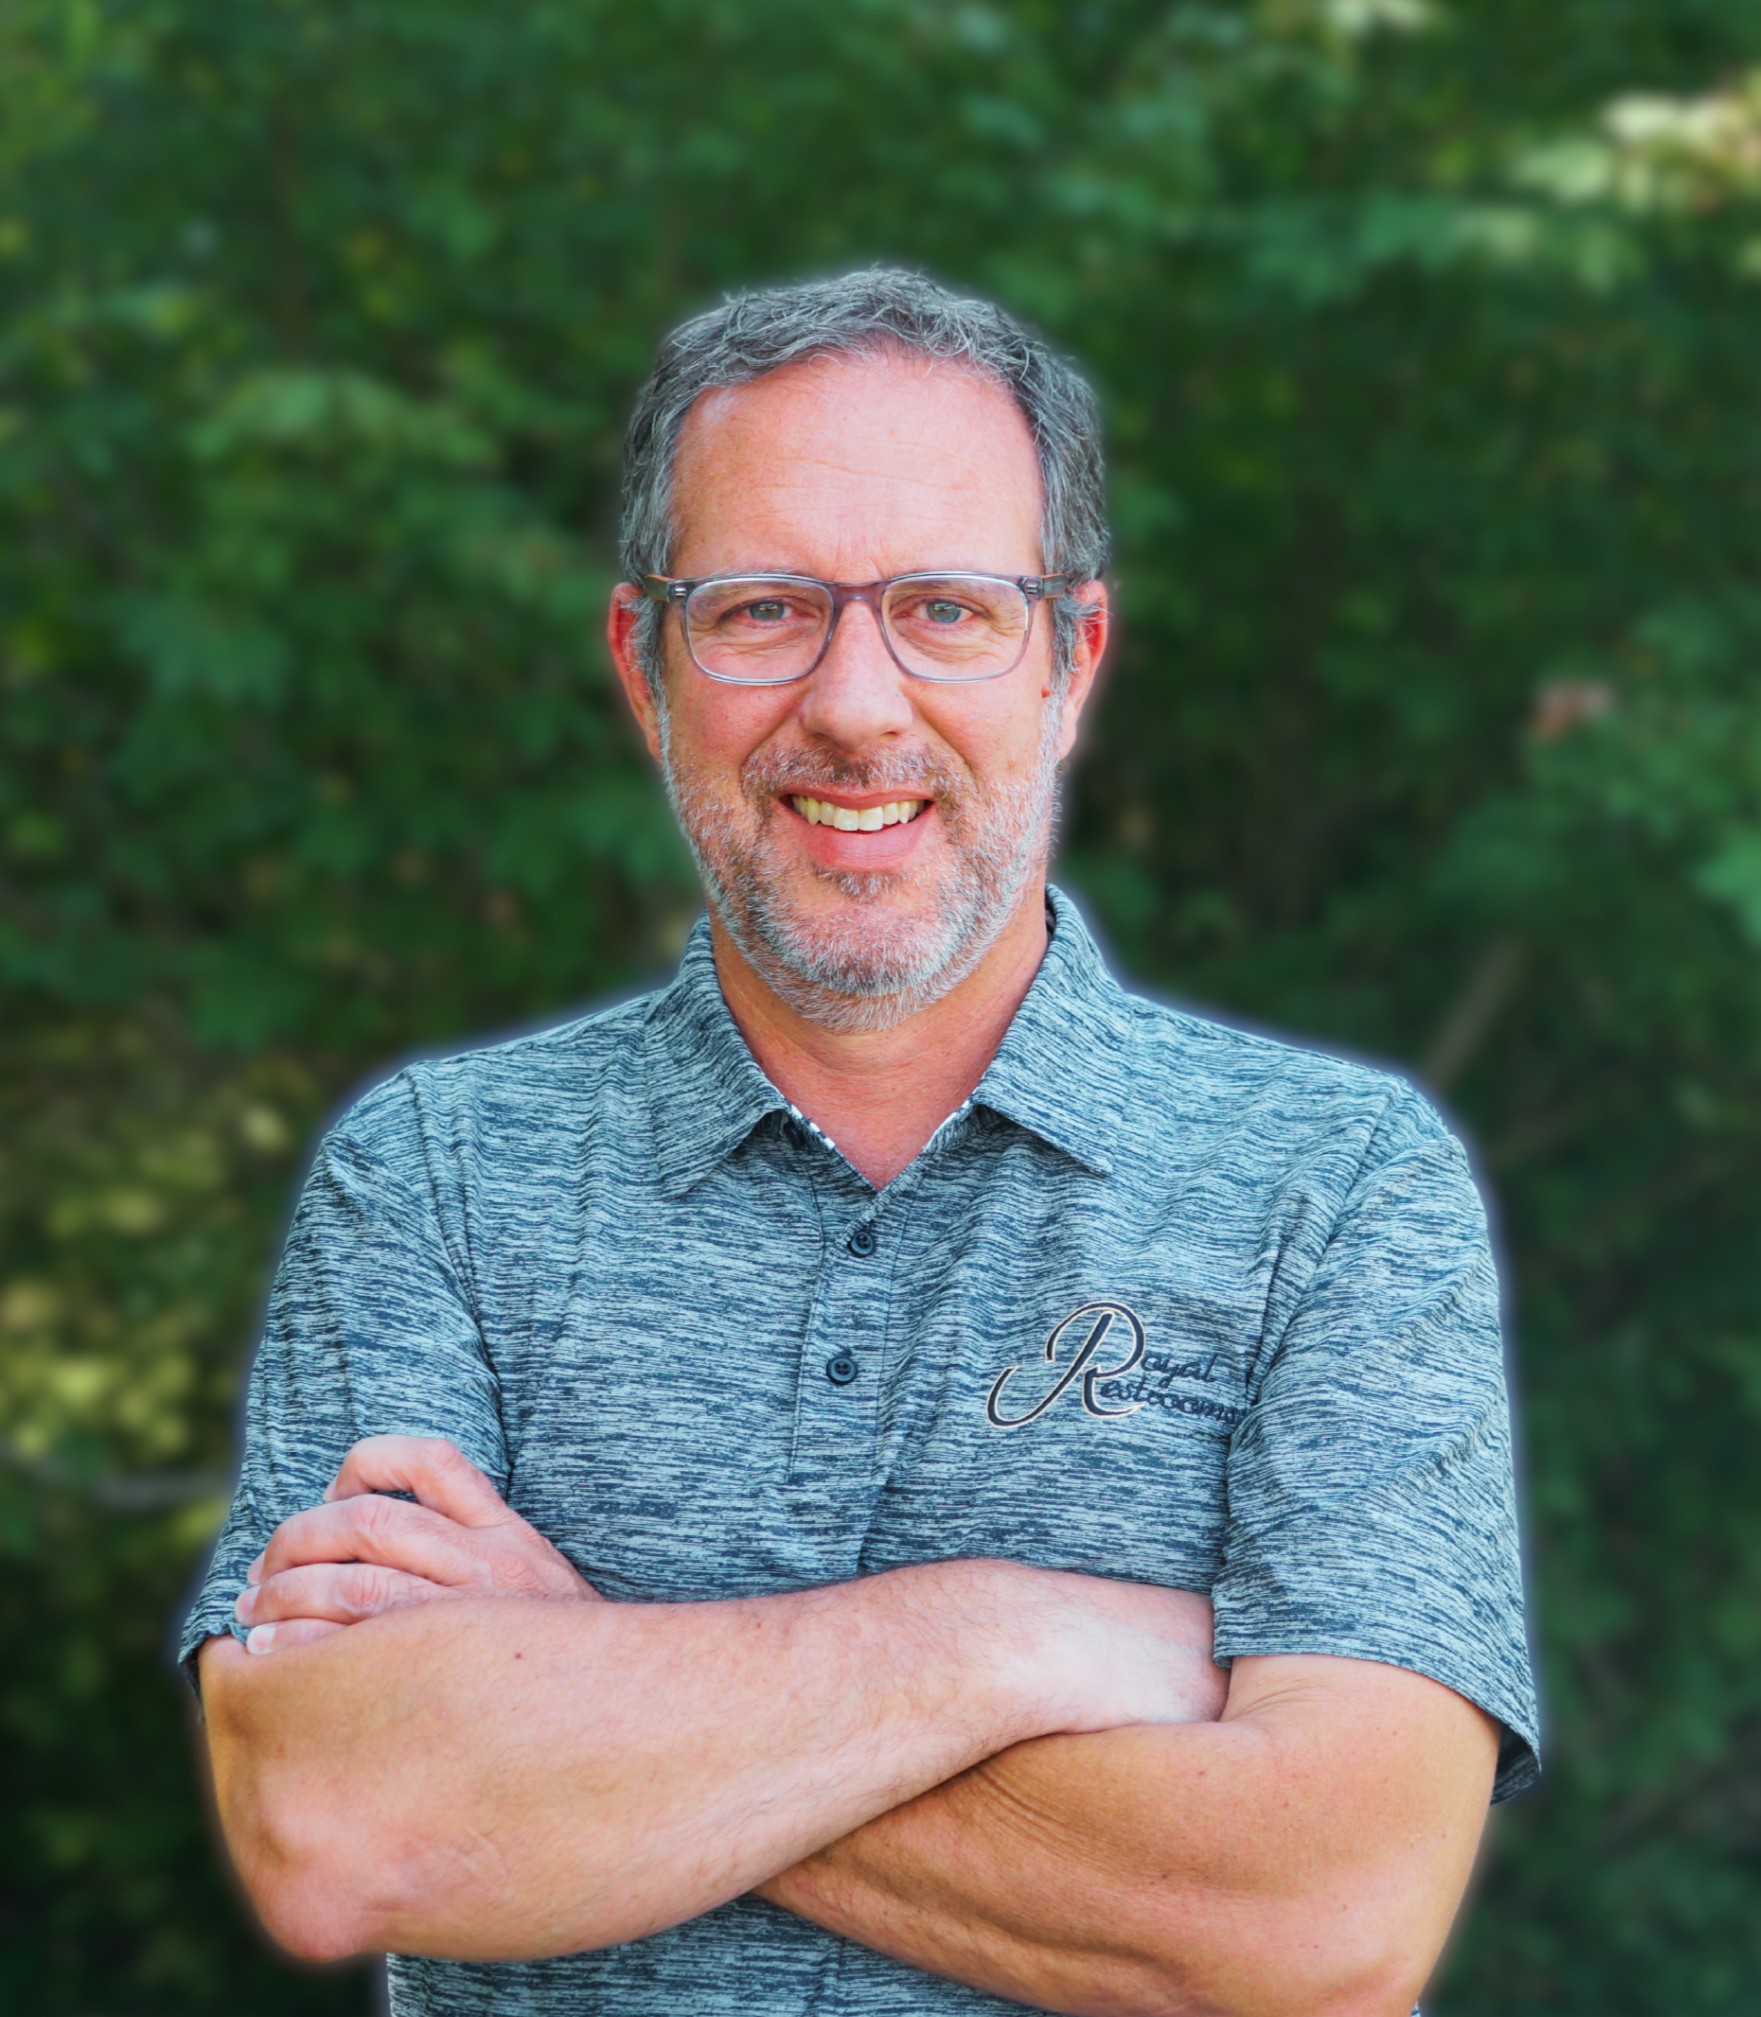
[187,269,1537,2017]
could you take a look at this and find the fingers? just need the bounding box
[239,1560,458,1630]
[253,1476,602,1605]
[325,1436,514,1528]
[244,1436,604,1619]
[256,1493,492,1589]
[245,1617,346,1656]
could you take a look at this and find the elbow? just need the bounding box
[257,1883,379,1968]
[1288,1950,1425,2017]
[1136,1965,1417,2017]
[205,1739,389,1960]
[1268,1881,1451,2017]
[216,1736,494,1965]
[222,1778,392,1963]
[1127,1905,1426,2017]
[255,1840,387,1966]
[200,1642,406,1962]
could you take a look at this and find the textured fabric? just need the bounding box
[183,887,1538,2017]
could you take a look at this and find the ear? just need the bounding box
[606,585,665,764]
[1049,581,1111,763]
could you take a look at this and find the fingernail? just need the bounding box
[321,1482,336,1502]
[246,1552,266,1586]
[235,1586,257,1620]
[246,1625,277,1655]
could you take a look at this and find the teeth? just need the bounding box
[790,796,927,829]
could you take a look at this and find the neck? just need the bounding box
[708,886,1051,1189]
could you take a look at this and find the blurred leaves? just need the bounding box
[3,0,1761,2010]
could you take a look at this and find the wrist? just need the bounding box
[881,1558,1080,1747]
[944,1563,1224,1737]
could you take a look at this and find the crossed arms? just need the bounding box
[198,1437,1498,2017]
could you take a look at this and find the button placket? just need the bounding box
[787,1192,893,1492]
[784,1120,967,1495]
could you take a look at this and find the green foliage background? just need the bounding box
[4,1,1760,2008]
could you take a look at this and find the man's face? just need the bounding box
[613,349,1103,1028]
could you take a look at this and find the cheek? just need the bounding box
[922,694,1055,783]
[664,683,790,785]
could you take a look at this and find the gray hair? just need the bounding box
[617,268,1109,694]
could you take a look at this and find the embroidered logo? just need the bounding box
[985,1301,1147,1429]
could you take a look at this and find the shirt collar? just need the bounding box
[642,922,792,1199]
[966,885,1128,1177]
[641,885,1130,1197]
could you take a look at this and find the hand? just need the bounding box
[234,1435,601,1654]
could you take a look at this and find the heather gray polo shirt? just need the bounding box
[185,887,1538,2017]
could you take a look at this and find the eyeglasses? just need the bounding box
[640,570,1076,686]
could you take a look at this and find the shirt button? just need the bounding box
[825,1353,859,1386]
[847,1226,877,1258]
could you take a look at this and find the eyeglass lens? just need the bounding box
[682,575,1031,684]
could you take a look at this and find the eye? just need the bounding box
[737,598,793,624]
[920,599,971,625]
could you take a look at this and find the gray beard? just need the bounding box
[659,704,1064,1035]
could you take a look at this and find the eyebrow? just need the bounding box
[677,562,1041,581]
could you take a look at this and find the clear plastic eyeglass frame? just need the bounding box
[639,570,1075,686]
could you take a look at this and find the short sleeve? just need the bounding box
[1211,1089,1540,1801]
[178,1113,509,1689]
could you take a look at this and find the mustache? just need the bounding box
[741,744,967,808]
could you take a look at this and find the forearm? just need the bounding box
[759,1659,1498,2017]
[762,1723,1285,2017]
[202,1561,1056,1965]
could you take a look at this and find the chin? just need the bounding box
[727,875,1005,1028]
[664,735,1061,1028]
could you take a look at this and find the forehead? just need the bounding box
[668,349,1044,575]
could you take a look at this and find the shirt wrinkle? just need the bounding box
[182,883,1538,2017]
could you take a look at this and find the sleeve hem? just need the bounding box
[178,1612,249,1699]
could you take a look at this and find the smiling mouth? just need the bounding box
[789,796,929,832]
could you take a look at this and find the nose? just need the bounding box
[795,598,915,751]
